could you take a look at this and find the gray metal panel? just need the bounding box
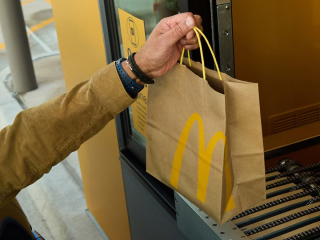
[175,193,249,240]
[97,0,112,64]
[217,3,235,77]
[98,0,121,64]
[121,162,188,240]
[209,0,217,71]
[216,0,230,5]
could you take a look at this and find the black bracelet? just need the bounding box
[127,53,155,84]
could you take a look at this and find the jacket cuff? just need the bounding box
[92,62,136,116]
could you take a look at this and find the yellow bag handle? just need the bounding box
[180,27,222,81]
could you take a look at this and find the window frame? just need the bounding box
[98,0,219,213]
[99,0,216,166]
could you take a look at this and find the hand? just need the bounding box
[134,13,203,80]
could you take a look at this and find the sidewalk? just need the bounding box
[0,0,105,239]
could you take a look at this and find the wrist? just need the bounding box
[126,53,155,84]
[134,52,155,79]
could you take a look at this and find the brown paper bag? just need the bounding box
[146,28,265,224]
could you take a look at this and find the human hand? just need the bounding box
[133,13,203,80]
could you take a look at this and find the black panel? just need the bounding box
[120,150,175,213]
[179,0,216,70]
[264,136,320,161]
[99,0,146,165]
[98,0,121,63]
[121,160,188,240]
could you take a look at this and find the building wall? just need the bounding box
[51,1,131,239]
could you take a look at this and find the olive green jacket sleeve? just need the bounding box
[0,63,135,208]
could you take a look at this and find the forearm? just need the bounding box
[0,63,135,208]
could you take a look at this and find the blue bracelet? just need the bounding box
[116,58,144,97]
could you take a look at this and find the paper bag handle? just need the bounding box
[180,27,223,81]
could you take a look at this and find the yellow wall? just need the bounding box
[233,0,320,139]
[51,1,131,239]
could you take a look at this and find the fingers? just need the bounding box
[179,36,199,50]
[179,36,197,45]
[184,43,199,50]
[161,12,196,31]
[163,13,196,46]
[157,12,203,50]
[177,42,184,52]
[178,38,199,50]
[185,15,202,40]
[179,15,203,50]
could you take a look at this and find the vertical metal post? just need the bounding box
[216,1,235,78]
[0,0,37,93]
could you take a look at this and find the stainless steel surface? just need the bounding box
[234,159,320,239]
[175,192,249,240]
[0,0,37,93]
[175,158,320,239]
[217,3,235,77]
[216,0,231,5]
[209,0,217,71]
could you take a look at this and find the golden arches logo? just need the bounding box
[170,113,236,212]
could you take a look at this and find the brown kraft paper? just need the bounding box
[146,59,265,224]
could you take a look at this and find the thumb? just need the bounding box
[165,16,196,46]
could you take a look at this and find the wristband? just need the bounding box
[127,53,155,84]
[116,58,144,97]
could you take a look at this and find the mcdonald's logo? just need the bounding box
[170,113,236,212]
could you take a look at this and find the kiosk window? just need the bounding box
[113,0,179,147]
